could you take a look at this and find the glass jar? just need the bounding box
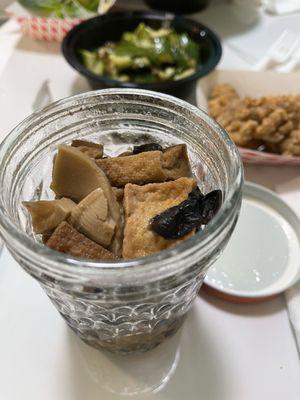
[0,89,243,354]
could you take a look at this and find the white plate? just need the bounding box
[205,182,300,300]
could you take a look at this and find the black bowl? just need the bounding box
[62,11,222,100]
[146,0,210,14]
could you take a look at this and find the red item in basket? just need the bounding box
[13,15,83,42]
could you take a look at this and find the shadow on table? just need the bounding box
[68,75,198,104]
[66,304,227,400]
[15,35,60,55]
[199,290,285,318]
[244,164,300,192]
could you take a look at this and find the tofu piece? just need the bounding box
[96,151,166,187]
[123,177,197,258]
[96,145,192,187]
[162,144,191,180]
[46,221,118,261]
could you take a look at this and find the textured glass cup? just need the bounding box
[0,89,243,354]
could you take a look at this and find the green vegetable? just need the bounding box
[80,50,104,74]
[80,23,201,83]
[76,0,99,11]
[18,0,97,18]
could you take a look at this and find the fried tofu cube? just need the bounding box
[162,144,191,180]
[122,177,197,258]
[96,151,166,187]
[46,221,118,261]
[96,145,192,187]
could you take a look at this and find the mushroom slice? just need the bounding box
[51,145,112,202]
[162,144,192,180]
[46,221,118,261]
[23,197,76,234]
[50,145,122,254]
[70,188,116,248]
[71,139,103,159]
[95,151,166,187]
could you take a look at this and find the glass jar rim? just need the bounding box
[0,89,243,284]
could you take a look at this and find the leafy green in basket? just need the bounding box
[18,0,97,18]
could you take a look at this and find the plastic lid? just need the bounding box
[204,182,300,302]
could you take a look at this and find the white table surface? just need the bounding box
[0,5,300,399]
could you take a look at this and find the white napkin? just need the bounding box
[276,177,300,351]
[263,0,300,15]
[5,2,32,17]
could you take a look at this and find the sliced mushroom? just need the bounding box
[162,144,191,180]
[46,221,118,261]
[71,139,103,159]
[70,188,116,248]
[50,145,122,254]
[23,197,76,234]
[96,151,166,187]
[51,145,110,202]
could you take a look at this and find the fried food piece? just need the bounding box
[96,145,192,187]
[209,84,300,154]
[46,221,118,261]
[23,198,76,234]
[71,139,103,159]
[280,129,300,156]
[50,145,122,254]
[70,188,116,248]
[210,83,239,101]
[123,177,197,258]
[96,151,166,187]
[162,144,191,180]
[227,120,258,147]
[209,84,240,119]
[254,108,289,143]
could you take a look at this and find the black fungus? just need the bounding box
[199,190,222,225]
[150,187,203,239]
[133,143,163,154]
[150,187,222,240]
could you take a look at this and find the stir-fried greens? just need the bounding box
[18,0,98,18]
[80,23,201,83]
